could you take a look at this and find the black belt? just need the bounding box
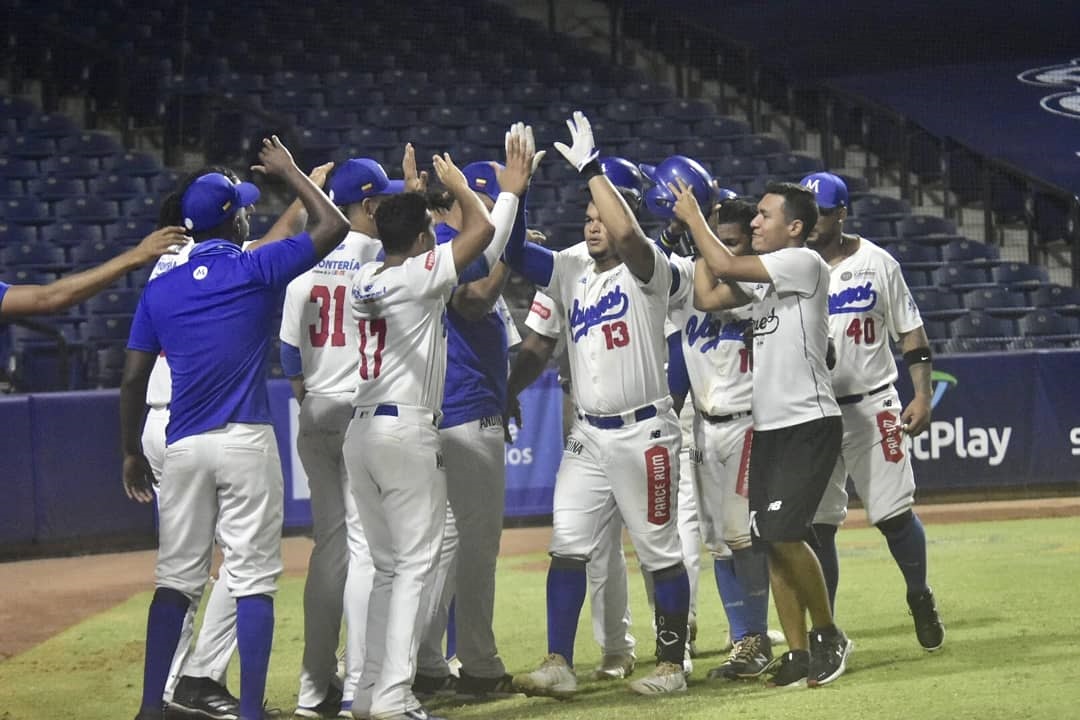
[702,409,752,424]
[581,404,658,430]
[836,384,890,406]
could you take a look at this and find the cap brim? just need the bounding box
[236,181,260,207]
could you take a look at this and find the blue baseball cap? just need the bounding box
[800,172,849,209]
[328,158,405,206]
[462,161,503,202]
[600,156,643,198]
[181,173,260,232]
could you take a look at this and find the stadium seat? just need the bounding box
[109,152,163,177]
[933,265,993,290]
[60,132,124,159]
[910,288,965,321]
[962,287,1032,318]
[733,135,790,156]
[693,116,751,139]
[2,134,56,159]
[24,112,80,139]
[992,262,1050,289]
[713,156,767,181]
[0,158,41,181]
[42,155,99,179]
[637,118,693,141]
[620,81,675,104]
[851,194,912,219]
[363,106,415,130]
[899,214,958,238]
[1,197,53,225]
[766,153,824,178]
[0,223,38,245]
[91,175,145,202]
[507,83,553,108]
[28,177,86,202]
[55,197,120,224]
[622,138,676,165]
[0,179,25,198]
[0,242,69,269]
[112,219,158,244]
[950,311,1017,339]
[85,288,140,316]
[71,237,119,265]
[845,216,895,240]
[941,238,1000,266]
[663,98,716,122]
[423,106,478,129]
[1030,284,1080,315]
[941,337,1008,354]
[0,96,40,131]
[83,315,133,343]
[1018,309,1079,337]
[887,241,941,269]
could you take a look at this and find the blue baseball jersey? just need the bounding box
[0,281,9,314]
[128,234,317,445]
[435,222,508,428]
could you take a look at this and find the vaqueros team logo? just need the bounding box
[1016,58,1080,120]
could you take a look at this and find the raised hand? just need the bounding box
[497,122,541,197]
[432,152,469,195]
[308,161,335,189]
[403,143,429,192]
[250,135,298,178]
[132,225,189,264]
[553,110,599,171]
[668,176,706,226]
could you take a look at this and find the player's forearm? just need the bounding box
[900,326,934,399]
[481,193,520,269]
[451,262,511,321]
[692,259,746,311]
[586,173,654,281]
[119,353,154,456]
[25,246,152,315]
[283,165,348,258]
[507,335,556,398]
[449,184,497,273]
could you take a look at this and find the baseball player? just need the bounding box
[120,136,350,720]
[412,148,535,701]
[672,179,851,688]
[659,194,779,679]
[281,155,416,718]
[0,228,183,317]
[341,127,534,720]
[800,172,944,651]
[506,112,691,697]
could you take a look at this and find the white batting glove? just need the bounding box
[553,110,598,172]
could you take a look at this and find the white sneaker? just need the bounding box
[512,654,578,699]
[591,652,637,680]
[628,662,688,695]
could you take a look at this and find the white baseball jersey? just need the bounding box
[281,230,382,397]
[668,256,753,416]
[739,246,839,430]
[541,243,673,415]
[145,241,196,407]
[826,238,924,395]
[348,243,457,411]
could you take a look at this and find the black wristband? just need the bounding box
[580,158,603,182]
[903,347,932,366]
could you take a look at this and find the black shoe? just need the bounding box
[294,683,344,719]
[764,649,809,688]
[807,626,853,687]
[908,587,945,651]
[456,670,520,700]
[167,676,240,720]
[707,632,773,679]
[411,673,456,700]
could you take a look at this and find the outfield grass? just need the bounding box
[2,517,1079,720]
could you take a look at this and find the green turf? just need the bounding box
[2,517,1079,720]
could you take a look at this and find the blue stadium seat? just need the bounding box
[322,70,376,90]
[962,287,1032,318]
[29,177,86,202]
[1030,284,1080,315]
[41,155,99,179]
[566,83,616,104]
[921,318,950,340]
[845,216,895,240]
[588,119,631,142]
[637,118,693,141]
[67,238,115,266]
[622,138,675,165]
[109,152,163,177]
[90,175,145,202]
[678,138,727,164]
[733,135,790,156]
[1,242,69,269]
[123,195,162,222]
[1007,336,1062,351]
[851,194,912,220]
[910,288,965,321]
[1,197,53,225]
[933,265,993,290]
[693,116,751,139]
[766,153,824,178]
[60,132,124,159]
[0,96,40,131]
[941,337,1008,354]
[150,170,183,195]
[3,134,56,159]
[83,315,133,344]
[112,219,158,244]
[620,81,675,103]
[24,112,80,139]
[422,106,476,129]
[712,156,766,181]
[950,311,1017,339]
[85,288,140,316]
[359,105,412,130]
[0,179,25,198]
[899,214,957,238]
[991,262,1050,289]
[1018,309,1079,337]
[663,98,716,122]
[461,124,504,150]
[603,100,647,124]
[507,83,554,108]
[55,197,121,224]
[343,126,399,150]
[0,223,38,244]
[886,241,941,269]
[387,85,447,107]
[0,157,41,180]
[941,238,1000,266]
[487,103,526,126]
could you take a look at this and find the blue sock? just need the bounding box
[446,597,457,659]
[879,512,929,596]
[236,594,275,720]
[731,546,770,638]
[546,557,587,666]
[141,588,190,713]
[652,564,690,665]
[714,556,749,640]
[811,523,840,613]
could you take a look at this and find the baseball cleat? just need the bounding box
[336,699,353,719]
[707,632,773,679]
[295,683,344,719]
[166,676,240,720]
[764,650,809,689]
[591,652,637,680]
[720,628,786,653]
[455,671,521,700]
[628,661,688,695]
[410,673,456,701]
[807,627,853,687]
[908,588,945,652]
[512,653,578,699]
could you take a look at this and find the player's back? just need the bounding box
[349,244,457,412]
